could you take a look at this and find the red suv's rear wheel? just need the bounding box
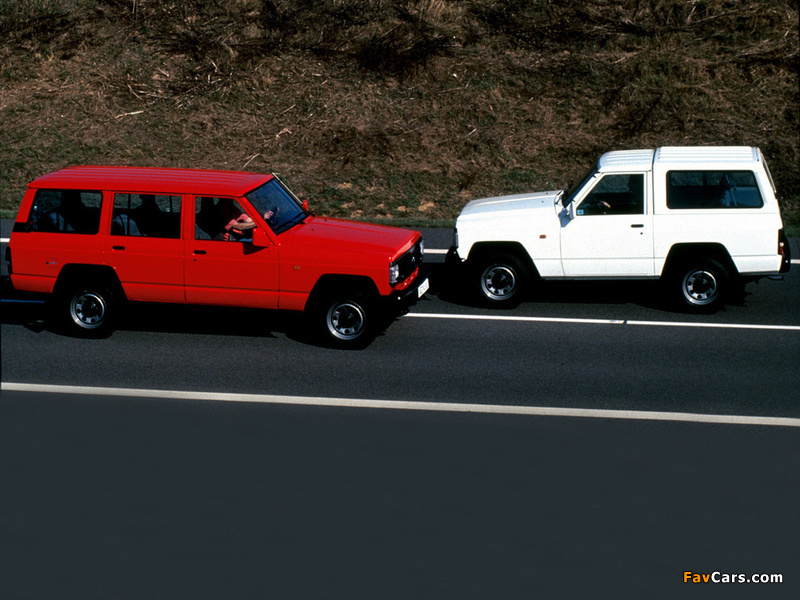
[59,284,116,336]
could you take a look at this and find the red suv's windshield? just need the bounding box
[245,178,307,234]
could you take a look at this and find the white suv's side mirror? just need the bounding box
[559,202,574,226]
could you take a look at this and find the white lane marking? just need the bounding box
[406,312,800,332]
[627,320,800,331]
[3,382,799,428]
[1,237,9,243]
[409,312,625,325]
[1,299,796,330]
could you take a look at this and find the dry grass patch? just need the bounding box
[0,0,797,232]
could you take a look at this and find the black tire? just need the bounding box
[473,253,527,308]
[58,284,116,336]
[673,258,729,312]
[311,291,375,348]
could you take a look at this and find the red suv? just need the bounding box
[6,166,428,347]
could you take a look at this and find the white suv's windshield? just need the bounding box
[564,163,598,205]
[245,178,307,234]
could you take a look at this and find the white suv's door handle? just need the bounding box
[631,224,644,228]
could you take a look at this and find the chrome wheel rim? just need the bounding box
[70,292,107,329]
[327,302,366,340]
[682,270,718,305]
[481,265,517,301]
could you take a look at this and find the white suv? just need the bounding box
[447,147,791,311]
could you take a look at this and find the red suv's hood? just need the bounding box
[281,216,419,260]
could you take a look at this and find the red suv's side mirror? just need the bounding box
[251,228,269,247]
[302,199,310,212]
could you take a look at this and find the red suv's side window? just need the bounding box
[195,197,254,241]
[27,189,103,234]
[112,193,182,238]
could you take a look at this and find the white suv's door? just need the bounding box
[560,173,654,277]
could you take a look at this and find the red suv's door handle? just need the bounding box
[193,250,207,255]
[112,245,126,250]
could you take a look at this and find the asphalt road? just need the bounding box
[2,221,799,598]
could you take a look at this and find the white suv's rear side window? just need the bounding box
[666,171,763,209]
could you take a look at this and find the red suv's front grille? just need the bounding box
[395,240,423,282]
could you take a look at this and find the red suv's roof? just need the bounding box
[29,166,273,197]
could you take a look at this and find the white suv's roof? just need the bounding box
[655,146,760,164]
[596,146,762,173]
[597,149,655,172]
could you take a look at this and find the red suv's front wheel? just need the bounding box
[310,291,375,349]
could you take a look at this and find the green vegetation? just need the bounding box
[1,0,798,233]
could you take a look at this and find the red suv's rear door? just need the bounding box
[105,192,185,303]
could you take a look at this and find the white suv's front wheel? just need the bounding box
[474,254,527,308]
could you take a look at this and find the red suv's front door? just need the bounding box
[184,196,279,308]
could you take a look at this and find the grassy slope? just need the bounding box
[1,0,798,232]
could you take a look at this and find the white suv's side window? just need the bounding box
[576,174,644,216]
[666,171,763,209]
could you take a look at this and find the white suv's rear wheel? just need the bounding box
[675,258,728,312]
